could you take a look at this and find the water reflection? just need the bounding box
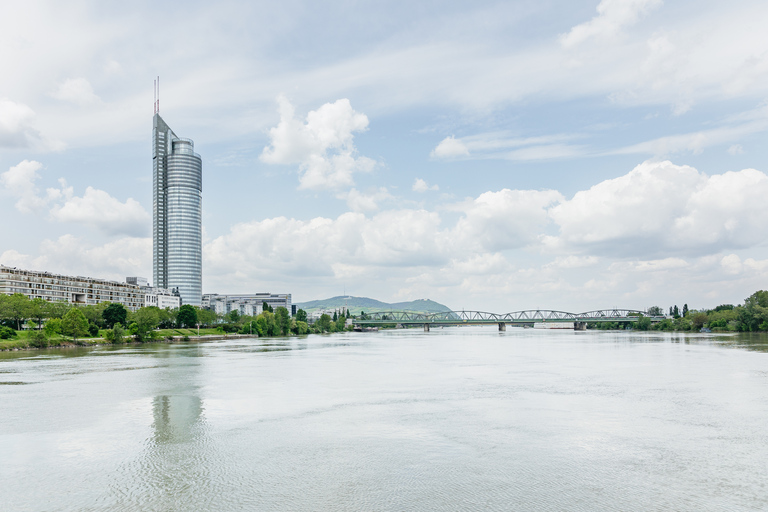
[151,394,205,444]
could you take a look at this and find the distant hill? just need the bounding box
[295,296,452,315]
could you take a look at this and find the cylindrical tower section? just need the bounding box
[166,139,202,306]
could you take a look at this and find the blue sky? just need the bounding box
[2,0,768,312]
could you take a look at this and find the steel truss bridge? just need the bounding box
[352,309,666,331]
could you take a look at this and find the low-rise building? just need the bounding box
[143,287,181,310]
[0,265,144,311]
[203,293,292,317]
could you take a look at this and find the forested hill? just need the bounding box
[295,296,452,315]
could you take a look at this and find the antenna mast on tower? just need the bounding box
[153,77,160,114]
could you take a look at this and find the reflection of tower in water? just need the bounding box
[109,347,217,509]
[151,395,204,445]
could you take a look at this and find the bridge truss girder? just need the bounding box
[353,309,666,325]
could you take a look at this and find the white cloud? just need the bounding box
[0,160,66,214]
[560,0,663,48]
[1,235,151,283]
[450,189,563,253]
[549,160,768,257]
[50,186,150,237]
[612,116,768,156]
[0,99,63,150]
[431,132,586,161]
[51,78,101,106]
[343,187,394,212]
[260,96,375,190]
[727,144,744,155]
[412,178,438,193]
[431,136,469,159]
[1,160,149,236]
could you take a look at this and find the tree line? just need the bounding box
[0,295,357,348]
[590,290,768,332]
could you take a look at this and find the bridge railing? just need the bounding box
[353,309,664,324]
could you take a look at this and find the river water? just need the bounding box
[1,327,767,511]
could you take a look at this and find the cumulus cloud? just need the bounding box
[431,136,469,159]
[412,178,439,193]
[450,189,563,253]
[344,187,394,212]
[0,160,67,214]
[560,0,663,47]
[549,160,768,256]
[1,235,151,282]
[1,160,149,236]
[51,78,101,106]
[260,96,375,190]
[0,99,63,150]
[50,187,150,236]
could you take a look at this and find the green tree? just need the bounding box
[28,298,48,329]
[254,316,267,337]
[296,309,308,323]
[6,294,30,330]
[673,305,680,318]
[647,306,663,316]
[316,313,332,333]
[46,301,70,319]
[177,304,198,328]
[262,301,273,313]
[43,318,62,337]
[633,315,652,331]
[292,320,308,335]
[690,312,708,331]
[335,313,346,331]
[104,323,126,344]
[682,304,689,317]
[195,307,217,327]
[132,307,161,341]
[62,308,89,342]
[103,303,128,328]
[227,309,241,324]
[740,291,768,331]
[275,307,291,335]
[333,311,338,321]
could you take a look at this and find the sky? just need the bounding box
[2,0,768,313]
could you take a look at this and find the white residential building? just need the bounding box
[203,293,292,317]
[0,265,144,311]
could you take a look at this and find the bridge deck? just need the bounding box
[353,309,666,325]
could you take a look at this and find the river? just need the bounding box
[1,327,767,511]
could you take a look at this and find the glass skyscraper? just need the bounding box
[153,113,202,306]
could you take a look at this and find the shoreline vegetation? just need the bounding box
[2,290,768,351]
[0,295,352,351]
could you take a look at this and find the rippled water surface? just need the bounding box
[2,328,768,511]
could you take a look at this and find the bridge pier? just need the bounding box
[498,322,506,331]
[574,322,586,331]
[424,324,430,332]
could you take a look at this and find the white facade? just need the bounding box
[143,287,181,309]
[203,293,291,317]
[0,265,144,311]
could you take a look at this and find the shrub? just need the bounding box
[28,330,49,348]
[0,326,18,339]
[88,322,100,338]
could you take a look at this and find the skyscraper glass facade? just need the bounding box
[153,114,202,306]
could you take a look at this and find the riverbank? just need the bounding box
[0,333,261,351]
